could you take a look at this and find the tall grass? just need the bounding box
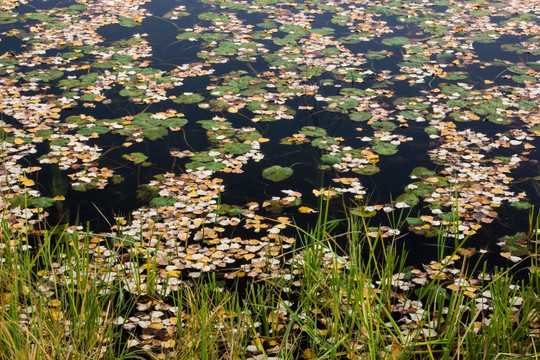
[0,205,538,359]
[0,223,142,360]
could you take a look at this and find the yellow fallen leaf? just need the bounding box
[49,309,63,321]
[48,299,62,307]
[163,339,176,349]
[390,341,401,360]
[301,349,315,359]
[149,322,164,330]
[20,178,35,187]
[37,270,48,277]
[298,206,316,214]
[2,292,11,303]
[14,138,25,145]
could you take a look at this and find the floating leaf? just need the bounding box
[150,197,177,207]
[443,71,468,80]
[298,206,316,214]
[224,143,251,155]
[371,121,397,132]
[410,167,436,178]
[118,16,140,27]
[173,93,205,104]
[510,201,532,210]
[321,154,341,164]
[123,152,149,164]
[498,233,530,257]
[512,74,537,84]
[382,36,411,46]
[372,141,398,156]
[262,165,293,182]
[300,126,327,137]
[394,193,420,207]
[366,50,389,60]
[353,164,380,176]
[350,112,372,122]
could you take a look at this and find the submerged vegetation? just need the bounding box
[0,0,539,357]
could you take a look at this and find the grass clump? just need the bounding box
[0,206,538,359]
[0,224,142,360]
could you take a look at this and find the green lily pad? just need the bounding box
[406,102,429,111]
[512,74,537,84]
[436,53,454,64]
[142,127,168,141]
[395,193,420,207]
[176,32,200,41]
[163,10,189,19]
[371,121,397,132]
[518,100,537,111]
[123,152,149,164]
[300,126,327,137]
[9,195,54,209]
[366,50,389,60]
[0,11,17,24]
[382,36,411,46]
[372,141,398,155]
[119,88,145,98]
[224,142,251,155]
[150,197,177,207]
[339,34,372,44]
[311,137,341,150]
[173,93,205,104]
[410,167,436,178]
[321,154,341,164]
[407,54,430,64]
[262,165,293,182]
[217,204,245,216]
[528,124,540,135]
[399,110,423,121]
[527,61,540,70]
[510,201,532,210]
[406,217,424,226]
[78,126,110,136]
[443,71,468,80]
[163,118,188,129]
[353,164,380,176]
[498,232,530,256]
[263,200,283,215]
[350,111,372,122]
[186,161,227,172]
[486,114,513,125]
[424,126,438,135]
[350,206,377,218]
[118,16,140,27]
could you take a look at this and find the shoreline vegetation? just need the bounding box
[1,204,538,359]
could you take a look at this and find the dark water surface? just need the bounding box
[0,0,538,269]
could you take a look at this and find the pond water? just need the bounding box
[0,0,539,273]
